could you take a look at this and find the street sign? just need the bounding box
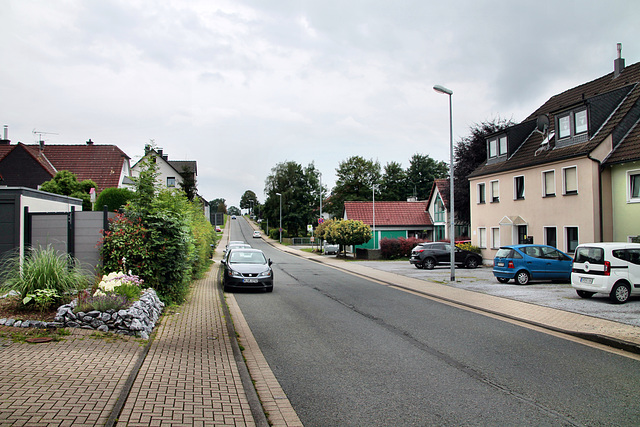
[318,218,324,224]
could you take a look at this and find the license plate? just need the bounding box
[580,277,593,284]
[497,262,505,267]
[243,279,259,283]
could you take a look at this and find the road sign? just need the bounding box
[318,218,324,224]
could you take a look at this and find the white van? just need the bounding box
[571,242,640,303]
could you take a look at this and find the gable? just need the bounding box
[0,145,55,188]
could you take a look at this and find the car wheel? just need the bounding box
[423,258,436,270]
[609,282,630,304]
[465,257,479,269]
[576,290,595,299]
[415,262,424,269]
[496,277,510,284]
[516,270,530,285]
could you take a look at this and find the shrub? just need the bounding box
[22,288,61,312]
[457,242,481,254]
[94,187,135,211]
[0,246,90,300]
[76,293,130,312]
[380,237,426,259]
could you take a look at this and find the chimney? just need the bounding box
[614,43,625,78]
[86,138,94,145]
[39,140,45,151]
[0,125,9,145]
[157,148,163,157]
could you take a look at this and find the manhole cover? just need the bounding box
[25,337,54,343]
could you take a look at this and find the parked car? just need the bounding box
[221,248,273,292]
[252,230,262,238]
[323,242,339,255]
[493,244,573,285]
[215,226,222,232]
[410,242,482,269]
[571,242,640,304]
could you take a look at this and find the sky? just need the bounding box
[2,0,640,210]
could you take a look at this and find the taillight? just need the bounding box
[508,261,514,269]
[604,261,611,276]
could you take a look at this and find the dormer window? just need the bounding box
[557,107,588,142]
[488,135,507,159]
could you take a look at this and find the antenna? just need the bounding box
[32,129,59,143]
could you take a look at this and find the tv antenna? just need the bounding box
[32,129,58,143]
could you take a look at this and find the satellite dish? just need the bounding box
[536,114,550,133]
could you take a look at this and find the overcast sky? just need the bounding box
[2,1,639,209]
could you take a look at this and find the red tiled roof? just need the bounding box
[344,201,432,226]
[25,144,130,191]
[426,179,450,210]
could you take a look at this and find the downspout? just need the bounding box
[588,154,604,242]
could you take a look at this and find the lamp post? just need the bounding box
[276,192,282,244]
[372,184,377,250]
[433,84,455,282]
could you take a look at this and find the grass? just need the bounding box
[0,327,70,343]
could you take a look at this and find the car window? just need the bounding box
[613,249,640,265]
[574,247,604,264]
[229,251,266,264]
[522,246,542,258]
[540,247,568,260]
[495,248,512,258]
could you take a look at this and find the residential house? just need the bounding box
[131,147,197,192]
[425,178,469,242]
[0,137,132,193]
[468,46,640,262]
[343,200,433,250]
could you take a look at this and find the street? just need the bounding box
[229,217,640,426]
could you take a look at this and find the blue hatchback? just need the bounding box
[493,244,573,285]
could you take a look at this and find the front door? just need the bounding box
[517,225,528,244]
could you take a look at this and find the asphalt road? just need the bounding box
[229,217,640,426]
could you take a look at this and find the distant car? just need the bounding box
[221,248,273,292]
[231,215,237,219]
[215,226,222,232]
[252,230,262,238]
[493,244,573,285]
[323,242,339,255]
[571,242,640,303]
[410,242,482,269]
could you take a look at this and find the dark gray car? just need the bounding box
[410,242,482,269]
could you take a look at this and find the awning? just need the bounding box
[499,215,528,226]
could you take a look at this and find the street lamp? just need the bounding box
[433,84,455,282]
[276,192,282,244]
[372,184,377,250]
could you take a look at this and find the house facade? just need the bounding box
[343,200,433,250]
[425,179,469,242]
[469,48,640,262]
[131,147,197,191]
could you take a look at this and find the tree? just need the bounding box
[228,206,241,216]
[178,165,197,201]
[454,118,514,224]
[39,170,97,210]
[326,219,371,256]
[406,154,448,201]
[240,190,258,214]
[379,161,409,201]
[129,145,160,216]
[263,161,322,237]
[327,156,381,218]
[209,198,227,214]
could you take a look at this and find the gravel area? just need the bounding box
[353,260,640,327]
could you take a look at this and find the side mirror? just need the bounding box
[221,259,226,265]
[268,259,273,266]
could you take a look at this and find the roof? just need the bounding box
[469,60,640,178]
[344,201,432,226]
[24,143,130,191]
[169,160,197,176]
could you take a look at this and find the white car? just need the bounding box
[571,242,640,303]
[252,230,262,238]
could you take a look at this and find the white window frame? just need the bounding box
[544,226,557,248]
[491,227,500,249]
[499,136,508,156]
[490,180,500,203]
[478,227,487,248]
[565,226,579,253]
[542,169,555,197]
[557,108,588,140]
[488,138,497,158]
[627,169,640,203]
[514,175,525,200]
[477,182,486,204]
[167,176,176,188]
[562,166,578,195]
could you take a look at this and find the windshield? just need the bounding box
[229,251,267,264]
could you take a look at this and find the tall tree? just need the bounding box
[178,165,197,201]
[263,161,321,236]
[209,198,227,214]
[39,170,97,210]
[454,117,515,224]
[327,156,381,217]
[379,161,408,201]
[240,190,258,214]
[406,154,448,201]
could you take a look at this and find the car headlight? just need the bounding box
[228,269,243,278]
[257,269,272,278]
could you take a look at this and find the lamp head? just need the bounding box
[433,85,453,95]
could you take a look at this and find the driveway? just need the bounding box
[353,260,640,328]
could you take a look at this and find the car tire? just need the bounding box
[496,277,510,284]
[576,290,595,299]
[423,258,436,270]
[465,257,479,269]
[516,270,530,285]
[609,282,631,304]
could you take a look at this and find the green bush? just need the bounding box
[456,242,481,254]
[75,293,130,313]
[94,187,135,212]
[0,246,90,300]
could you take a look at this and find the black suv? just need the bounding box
[410,242,482,269]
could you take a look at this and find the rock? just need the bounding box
[97,325,109,332]
[13,321,21,327]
